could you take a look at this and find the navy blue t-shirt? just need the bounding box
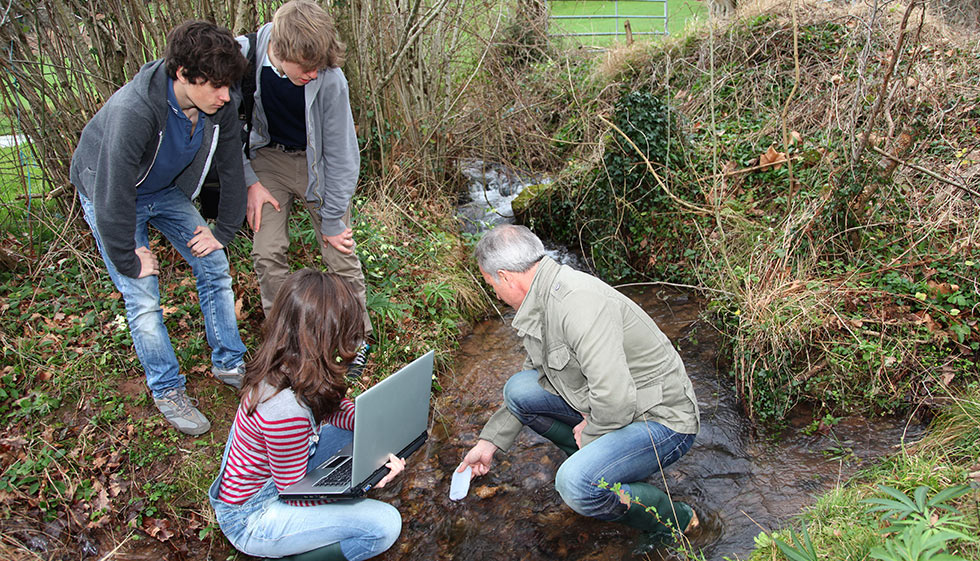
[261,65,306,149]
[138,79,204,199]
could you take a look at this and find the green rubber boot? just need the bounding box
[539,420,579,456]
[277,542,346,561]
[615,482,695,544]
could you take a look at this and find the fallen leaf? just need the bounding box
[92,484,110,513]
[105,451,122,469]
[0,436,28,451]
[758,145,787,170]
[913,311,939,332]
[926,280,954,295]
[235,297,244,321]
[144,517,175,542]
[108,474,126,497]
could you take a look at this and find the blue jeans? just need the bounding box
[209,424,402,560]
[503,369,696,521]
[78,188,246,398]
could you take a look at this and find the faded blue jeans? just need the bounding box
[78,188,246,398]
[503,369,696,521]
[209,424,402,560]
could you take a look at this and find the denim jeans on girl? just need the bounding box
[503,369,696,521]
[78,188,245,398]
[209,423,401,560]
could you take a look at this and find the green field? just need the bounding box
[549,0,707,44]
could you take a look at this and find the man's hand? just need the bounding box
[375,453,406,489]
[136,246,159,278]
[458,439,498,478]
[246,181,281,232]
[322,227,354,255]
[188,225,224,257]
[573,415,589,449]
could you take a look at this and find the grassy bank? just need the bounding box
[749,388,980,561]
[0,185,484,557]
[515,0,979,426]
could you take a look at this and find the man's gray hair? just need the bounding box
[475,225,546,280]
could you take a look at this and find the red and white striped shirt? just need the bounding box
[217,383,355,506]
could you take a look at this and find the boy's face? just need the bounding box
[277,59,318,86]
[175,69,231,115]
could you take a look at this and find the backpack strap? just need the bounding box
[240,31,258,158]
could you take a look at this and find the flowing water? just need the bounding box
[375,289,920,561]
[358,163,922,560]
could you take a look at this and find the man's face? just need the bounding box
[180,74,231,115]
[480,267,524,310]
[277,60,318,86]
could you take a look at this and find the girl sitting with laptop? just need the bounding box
[208,269,404,561]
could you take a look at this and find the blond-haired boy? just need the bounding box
[241,0,372,354]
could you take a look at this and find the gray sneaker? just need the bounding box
[212,364,245,389]
[153,387,211,435]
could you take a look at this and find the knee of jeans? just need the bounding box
[360,502,401,553]
[555,460,608,517]
[195,260,233,287]
[502,371,536,415]
[125,300,164,331]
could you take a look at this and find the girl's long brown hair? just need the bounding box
[241,269,365,423]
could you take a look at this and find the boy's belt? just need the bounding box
[268,142,305,154]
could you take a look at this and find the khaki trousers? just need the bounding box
[250,147,372,334]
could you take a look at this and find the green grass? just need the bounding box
[0,143,39,198]
[0,185,487,555]
[748,389,980,561]
[549,0,707,45]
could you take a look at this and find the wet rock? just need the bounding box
[473,485,501,499]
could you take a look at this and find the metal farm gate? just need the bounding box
[547,0,669,39]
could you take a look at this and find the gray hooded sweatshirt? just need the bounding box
[70,59,247,278]
[237,23,360,238]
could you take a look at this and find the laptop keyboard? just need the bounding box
[314,459,352,487]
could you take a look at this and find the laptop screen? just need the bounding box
[350,351,434,486]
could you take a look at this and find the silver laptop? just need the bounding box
[279,351,434,500]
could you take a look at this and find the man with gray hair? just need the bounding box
[458,224,701,543]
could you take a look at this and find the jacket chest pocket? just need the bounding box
[547,345,570,371]
[547,344,588,399]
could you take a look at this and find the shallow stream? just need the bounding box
[375,289,920,561]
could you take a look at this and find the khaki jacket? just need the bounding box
[479,257,700,451]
